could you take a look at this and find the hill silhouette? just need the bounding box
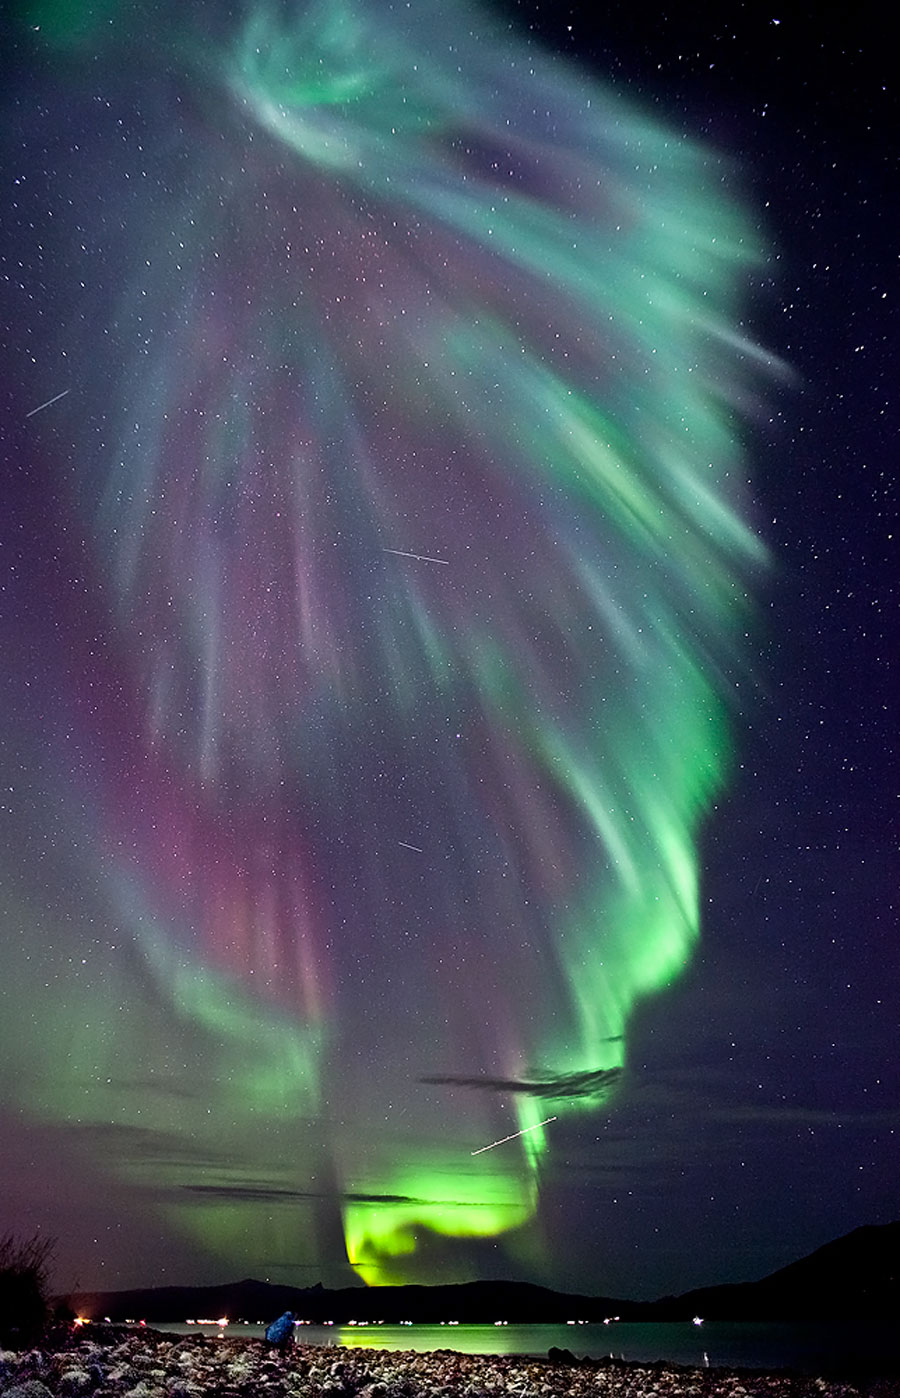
[66,1276,636,1325]
[66,1221,899,1324]
[645,1220,900,1320]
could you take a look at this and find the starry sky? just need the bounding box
[0,0,895,1302]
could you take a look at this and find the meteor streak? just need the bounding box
[382,549,449,566]
[26,388,69,418]
[471,1116,557,1156]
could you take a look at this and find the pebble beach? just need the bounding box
[2,1329,898,1398]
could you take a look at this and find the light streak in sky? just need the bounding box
[398,841,424,853]
[472,1117,558,1156]
[25,388,69,417]
[382,549,450,566]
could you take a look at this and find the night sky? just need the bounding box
[0,0,895,1303]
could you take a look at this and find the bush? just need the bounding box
[0,1232,55,1347]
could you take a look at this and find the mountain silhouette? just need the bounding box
[65,1221,899,1323]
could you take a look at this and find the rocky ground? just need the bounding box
[1,1329,897,1398]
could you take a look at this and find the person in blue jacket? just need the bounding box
[265,1311,295,1346]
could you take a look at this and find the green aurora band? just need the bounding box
[4,0,774,1286]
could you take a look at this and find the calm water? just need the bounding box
[147,1320,900,1374]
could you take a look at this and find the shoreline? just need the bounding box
[1,1328,897,1398]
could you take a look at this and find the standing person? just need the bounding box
[265,1311,295,1347]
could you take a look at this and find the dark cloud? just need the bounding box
[69,1121,210,1164]
[182,1184,501,1207]
[420,1066,622,1101]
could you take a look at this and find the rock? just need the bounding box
[3,1383,54,1398]
[57,1369,95,1397]
[107,1367,139,1387]
[164,1383,202,1398]
[546,1347,578,1365]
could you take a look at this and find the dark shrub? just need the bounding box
[0,1232,55,1347]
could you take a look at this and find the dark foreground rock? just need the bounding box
[0,1330,896,1398]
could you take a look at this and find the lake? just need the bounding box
[147,1320,900,1374]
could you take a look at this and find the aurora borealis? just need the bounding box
[1,0,896,1300]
